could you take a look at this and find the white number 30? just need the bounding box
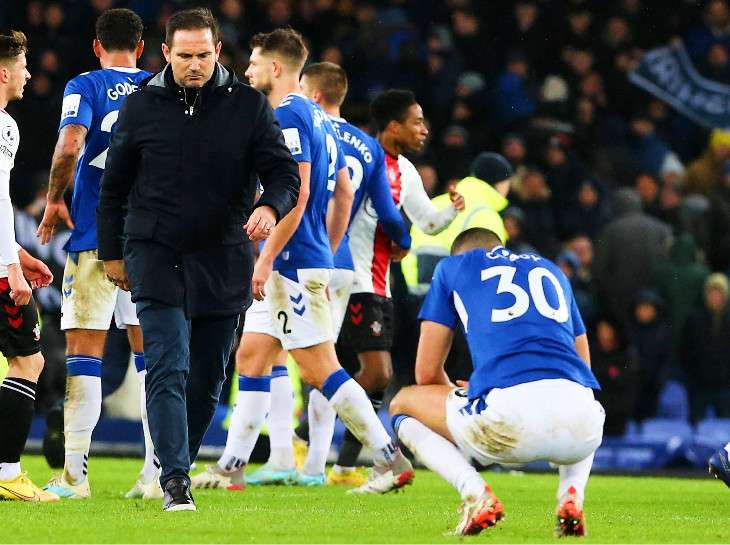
[481,265,569,323]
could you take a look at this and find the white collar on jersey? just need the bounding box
[107,67,141,73]
[328,114,346,123]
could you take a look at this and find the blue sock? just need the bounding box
[321,368,351,400]
[133,352,145,374]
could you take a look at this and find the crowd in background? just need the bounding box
[5,0,730,436]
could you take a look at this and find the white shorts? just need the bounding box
[329,268,354,339]
[446,379,604,467]
[243,268,333,350]
[61,250,139,331]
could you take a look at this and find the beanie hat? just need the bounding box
[470,152,513,185]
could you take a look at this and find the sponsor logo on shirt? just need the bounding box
[282,128,302,156]
[61,93,81,119]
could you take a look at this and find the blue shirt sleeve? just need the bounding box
[367,144,412,249]
[275,104,311,163]
[570,292,586,336]
[335,137,346,172]
[418,259,458,328]
[59,76,94,131]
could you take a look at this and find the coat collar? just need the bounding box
[146,62,235,90]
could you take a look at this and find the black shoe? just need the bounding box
[43,400,65,469]
[163,477,196,512]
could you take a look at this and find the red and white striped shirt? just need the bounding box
[349,152,458,297]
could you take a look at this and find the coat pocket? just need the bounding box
[124,211,158,240]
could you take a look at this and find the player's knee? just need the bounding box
[388,386,415,416]
[9,352,45,381]
[297,363,322,390]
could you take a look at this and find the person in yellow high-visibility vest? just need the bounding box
[401,152,513,295]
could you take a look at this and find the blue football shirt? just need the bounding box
[59,67,151,252]
[273,93,345,271]
[419,246,600,399]
[328,116,411,270]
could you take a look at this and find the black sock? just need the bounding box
[336,391,384,467]
[0,377,37,463]
[295,420,309,443]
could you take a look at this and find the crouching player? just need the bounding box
[389,228,604,537]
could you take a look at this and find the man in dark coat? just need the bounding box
[97,8,299,511]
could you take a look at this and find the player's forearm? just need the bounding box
[259,190,309,263]
[404,186,457,235]
[47,125,86,202]
[327,170,353,253]
[575,334,591,368]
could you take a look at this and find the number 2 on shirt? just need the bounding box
[88,109,119,169]
[481,265,569,323]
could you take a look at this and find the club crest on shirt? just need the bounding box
[1,124,15,146]
[33,323,41,341]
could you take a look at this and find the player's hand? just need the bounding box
[7,264,32,306]
[252,255,273,301]
[19,250,53,289]
[103,259,130,291]
[36,201,75,245]
[245,205,277,242]
[455,379,469,389]
[448,184,465,212]
[390,242,409,262]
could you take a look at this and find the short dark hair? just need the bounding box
[451,228,503,255]
[0,30,27,64]
[95,9,143,52]
[301,62,348,106]
[370,89,417,132]
[165,7,219,46]
[250,28,308,69]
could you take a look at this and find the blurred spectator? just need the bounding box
[680,273,730,422]
[594,189,673,322]
[685,0,730,69]
[566,234,595,285]
[509,167,559,257]
[634,172,661,217]
[491,51,537,130]
[556,249,596,326]
[435,124,471,185]
[591,317,639,435]
[707,160,730,271]
[651,233,710,352]
[561,178,613,240]
[629,113,684,180]
[686,129,730,195]
[627,290,673,422]
[502,206,537,255]
[415,163,440,197]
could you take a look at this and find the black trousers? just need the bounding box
[136,299,238,487]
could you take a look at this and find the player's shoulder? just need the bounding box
[276,93,312,124]
[0,108,17,128]
[65,70,99,92]
[278,92,310,112]
[397,154,420,179]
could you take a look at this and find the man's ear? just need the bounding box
[162,42,171,63]
[272,58,282,79]
[135,40,145,59]
[93,38,103,60]
[386,119,400,137]
[215,41,222,61]
[0,66,7,84]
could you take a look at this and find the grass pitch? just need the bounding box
[3,455,729,543]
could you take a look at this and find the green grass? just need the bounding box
[3,455,729,543]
